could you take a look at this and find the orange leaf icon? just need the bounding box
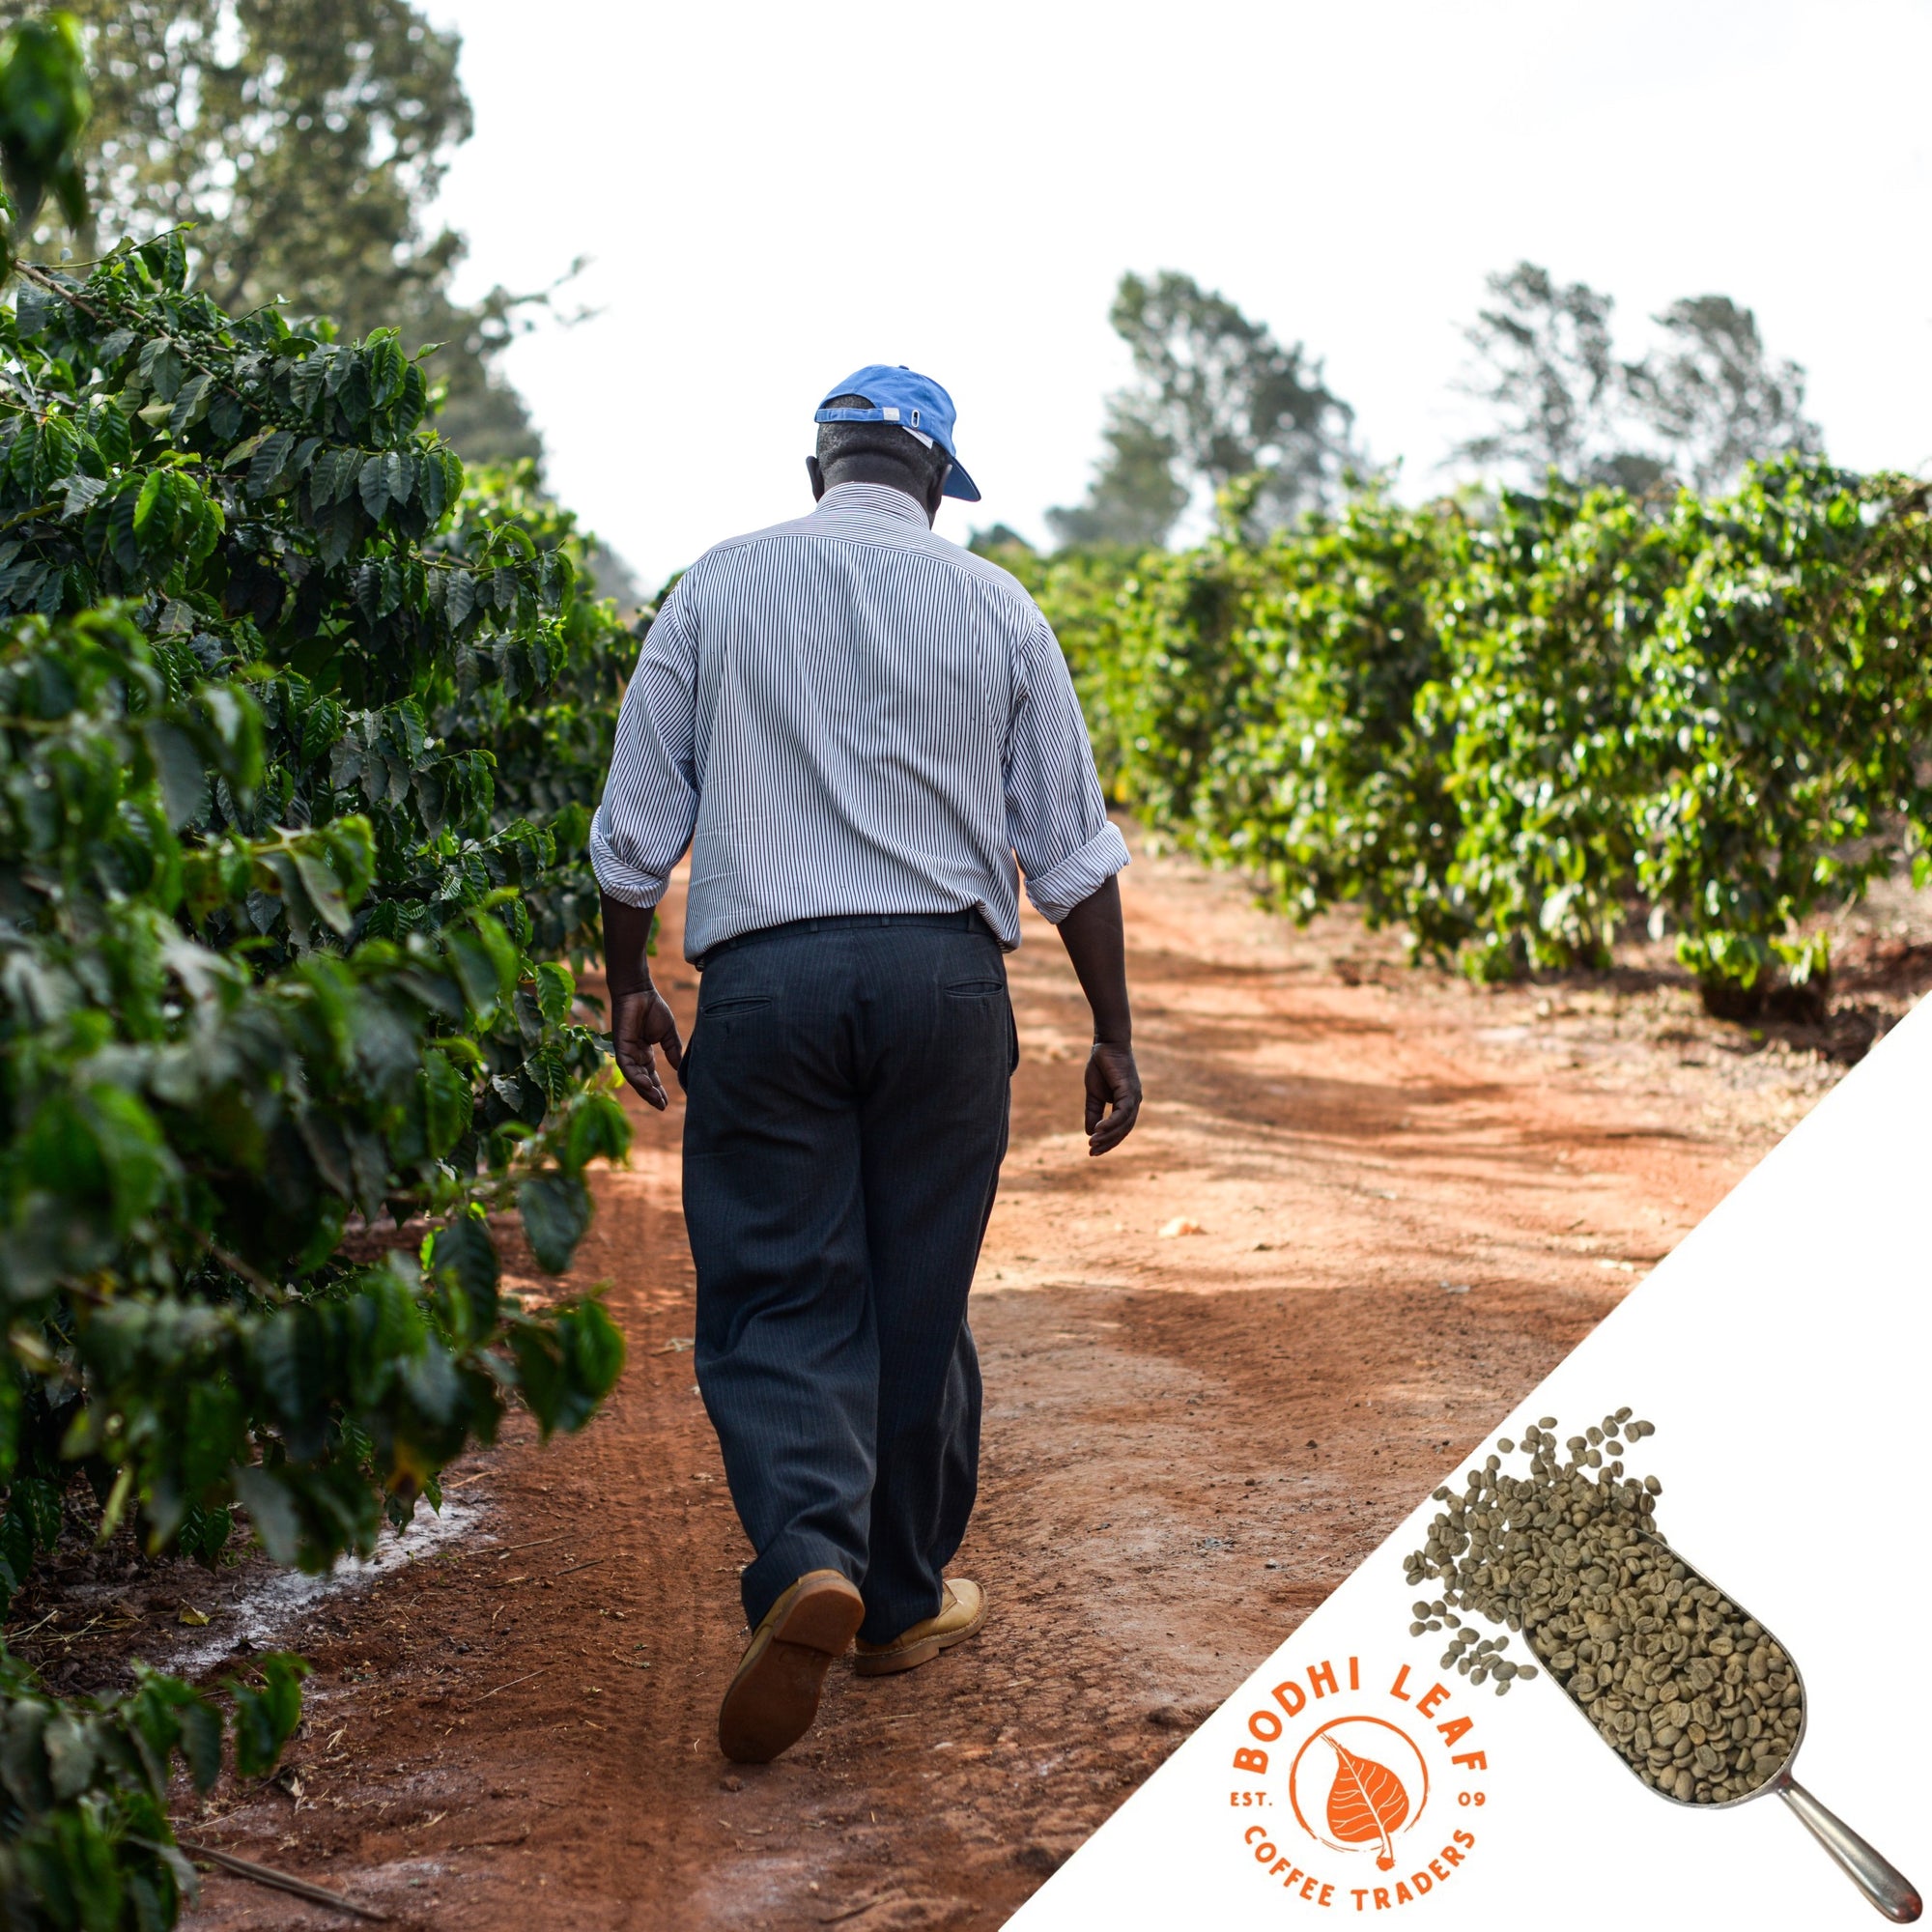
[1323,1734,1409,1870]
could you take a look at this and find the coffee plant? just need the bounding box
[0,19,640,1918]
[1629,464,1932,1004]
[1030,464,1932,1009]
[1,1648,306,1927]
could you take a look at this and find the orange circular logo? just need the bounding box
[1223,1652,1494,1911]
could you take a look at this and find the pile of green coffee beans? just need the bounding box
[1402,1409,1803,1804]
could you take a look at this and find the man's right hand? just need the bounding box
[612,985,685,1110]
[1085,1039,1142,1154]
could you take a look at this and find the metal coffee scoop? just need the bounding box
[1543,1531,1919,1923]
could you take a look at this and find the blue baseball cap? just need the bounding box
[814,364,980,501]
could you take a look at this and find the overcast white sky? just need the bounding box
[425,0,1932,585]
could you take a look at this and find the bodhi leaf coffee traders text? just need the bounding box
[1403,1410,1801,1804]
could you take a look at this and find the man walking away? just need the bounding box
[593,365,1141,1764]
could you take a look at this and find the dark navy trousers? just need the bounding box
[681,914,1015,1643]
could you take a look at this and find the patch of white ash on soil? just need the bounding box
[156,1492,496,1678]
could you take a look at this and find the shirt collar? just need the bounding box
[814,481,931,529]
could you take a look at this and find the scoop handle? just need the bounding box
[1778,1776,1921,1922]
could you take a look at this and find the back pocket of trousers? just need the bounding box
[944,979,1005,1000]
[699,995,773,1017]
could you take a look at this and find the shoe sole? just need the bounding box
[852,1592,989,1678]
[718,1571,865,1764]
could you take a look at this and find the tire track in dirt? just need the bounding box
[181,832,1773,1930]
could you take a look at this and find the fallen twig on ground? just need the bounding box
[457,1660,559,1709]
[179,1841,390,1921]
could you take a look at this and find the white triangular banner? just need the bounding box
[1012,996,1930,1928]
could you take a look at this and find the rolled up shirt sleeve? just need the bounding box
[1006,609,1129,923]
[589,582,700,910]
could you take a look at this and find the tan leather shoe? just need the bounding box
[717,1569,866,1764]
[853,1577,987,1677]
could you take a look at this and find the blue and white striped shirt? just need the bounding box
[590,482,1129,962]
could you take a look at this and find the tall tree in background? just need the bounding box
[1626,295,1821,495]
[1050,270,1355,548]
[1456,262,1821,496]
[1452,262,1648,488]
[34,0,548,466]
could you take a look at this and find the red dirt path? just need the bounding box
[169,833,1817,1930]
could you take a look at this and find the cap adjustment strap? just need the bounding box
[813,406,924,428]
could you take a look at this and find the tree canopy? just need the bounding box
[1050,270,1355,548]
[1628,295,1821,495]
[1455,261,1820,495]
[40,0,548,467]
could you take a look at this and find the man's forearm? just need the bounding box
[601,894,660,999]
[1055,874,1131,1042]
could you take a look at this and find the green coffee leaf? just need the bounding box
[358,453,392,522]
[247,428,295,497]
[534,959,575,1026]
[231,1464,301,1567]
[60,470,105,519]
[144,719,210,829]
[178,1695,223,1792]
[169,369,215,437]
[428,1213,499,1331]
[517,1172,590,1274]
[421,1049,473,1157]
[292,848,355,937]
[14,284,57,336]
